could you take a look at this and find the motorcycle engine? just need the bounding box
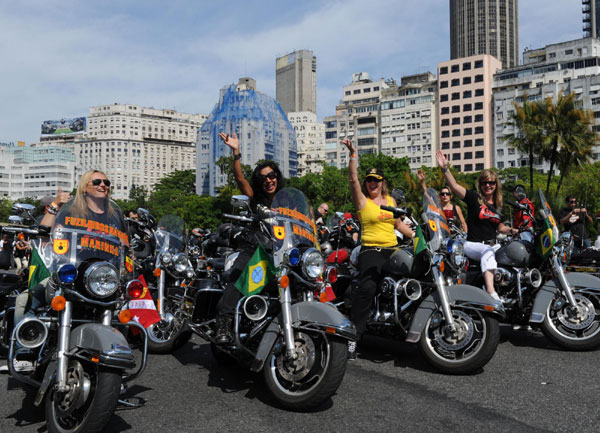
[493,267,514,287]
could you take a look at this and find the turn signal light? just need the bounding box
[153,268,162,277]
[326,267,338,284]
[280,275,290,288]
[119,309,132,323]
[439,260,445,272]
[483,305,495,312]
[51,295,67,311]
[126,280,144,299]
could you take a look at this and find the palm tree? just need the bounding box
[503,95,544,195]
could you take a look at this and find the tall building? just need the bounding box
[288,111,325,176]
[380,72,438,170]
[438,54,502,173]
[583,0,600,38]
[493,37,600,171]
[450,0,519,68]
[276,50,317,115]
[196,78,297,196]
[77,103,206,199]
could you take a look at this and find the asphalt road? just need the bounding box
[1,327,599,433]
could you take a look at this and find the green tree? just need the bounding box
[0,197,13,222]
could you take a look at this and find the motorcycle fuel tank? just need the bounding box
[383,248,427,278]
[495,240,531,268]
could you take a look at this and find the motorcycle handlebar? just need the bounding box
[380,205,407,218]
[223,213,254,223]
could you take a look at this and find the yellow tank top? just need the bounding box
[358,196,397,247]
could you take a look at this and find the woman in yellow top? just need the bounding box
[341,139,414,359]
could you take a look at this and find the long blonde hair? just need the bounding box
[475,169,503,209]
[71,170,118,219]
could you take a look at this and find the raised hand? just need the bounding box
[218,132,240,151]
[435,150,448,169]
[340,138,355,154]
[54,187,71,208]
[417,169,426,184]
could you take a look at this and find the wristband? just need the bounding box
[48,202,60,215]
[350,154,357,158]
[441,166,449,173]
[233,153,241,161]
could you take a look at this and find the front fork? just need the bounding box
[431,257,456,331]
[55,301,73,392]
[279,270,297,360]
[552,255,578,307]
[158,269,166,320]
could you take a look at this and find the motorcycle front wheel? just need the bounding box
[45,360,121,433]
[541,292,600,350]
[418,308,500,375]
[146,298,192,354]
[263,331,348,411]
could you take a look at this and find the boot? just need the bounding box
[215,316,233,345]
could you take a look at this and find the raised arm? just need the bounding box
[435,150,466,200]
[341,139,366,210]
[219,132,253,198]
[40,187,71,227]
[417,169,427,192]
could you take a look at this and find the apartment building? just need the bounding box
[288,111,326,176]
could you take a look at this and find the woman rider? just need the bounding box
[341,139,414,359]
[214,132,284,344]
[435,150,517,303]
[417,170,467,233]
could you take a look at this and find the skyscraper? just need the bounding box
[276,50,317,115]
[583,0,600,38]
[450,0,519,68]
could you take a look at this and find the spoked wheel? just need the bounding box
[263,331,348,411]
[541,292,600,350]
[146,299,192,354]
[418,308,499,375]
[45,360,121,433]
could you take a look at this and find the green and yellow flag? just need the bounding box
[28,247,50,289]
[235,245,276,296]
[537,218,556,260]
[413,225,427,255]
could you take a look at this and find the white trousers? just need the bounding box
[464,241,501,273]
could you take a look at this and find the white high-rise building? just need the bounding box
[77,103,206,199]
[288,111,325,176]
[276,50,317,115]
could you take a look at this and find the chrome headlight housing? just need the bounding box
[301,248,324,279]
[171,253,189,274]
[161,252,172,265]
[84,262,119,298]
[446,239,466,268]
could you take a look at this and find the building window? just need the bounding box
[463,77,472,85]
[452,129,460,137]
[475,114,484,122]
[474,60,483,68]
[452,117,460,125]
[475,151,484,158]
[464,163,473,171]
[475,163,484,170]
[353,89,361,94]
[442,131,450,138]
[452,141,461,149]
[463,104,472,111]
[474,102,483,110]
[440,66,448,74]
[464,152,473,159]
[464,128,472,135]
[451,64,460,73]
[463,90,472,98]
[565,49,573,55]
[452,153,461,160]
[463,62,471,71]
[452,106,460,113]
[474,74,484,83]
[464,116,472,123]
[451,79,460,87]
[475,138,484,146]
[452,92,460,100]
[440,81,448,88]
[441,107,450,114]
[442,141,450,149]
[441,119,450,126]
[475,126,484,134]
[441,94,448,102]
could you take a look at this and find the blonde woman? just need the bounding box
[341,139,414,359]
[436,150,517,303]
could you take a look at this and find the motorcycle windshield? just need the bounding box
[268,188,318,266]
[46,200,130,280]
[155,215,187,254]
[537,189,559,251]
[422,188,450,252]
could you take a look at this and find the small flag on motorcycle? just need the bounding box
[413,226,427,255]
[235,245,276,296]
[537,217,556,259]
[29,247,51,289]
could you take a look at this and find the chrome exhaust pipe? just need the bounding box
[402,279,422,301]
[243,295,268,321]
[525,268,543,288]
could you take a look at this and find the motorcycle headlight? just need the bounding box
[161,252,172,265]
[84,262,119,298]
[447,239,466,268]
[171,253,189,274]
[302,248,324,279]
[284,248,301,266]
[186,267,195,278]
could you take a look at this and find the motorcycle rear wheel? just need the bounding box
[45,360,121,433]
[418,308,499,375]
[263,331,347,411]
[541,292,600,350]
[146,299,192,354]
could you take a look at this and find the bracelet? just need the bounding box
[350,153,357,158]
[441,166,449,173]
[48,202,60,215]
[233,153,241,161]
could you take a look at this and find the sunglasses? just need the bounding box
[481,181,497,186]
[260,171,277,183]
[440,192,451,196]
[570,200,577,204]
[90,179,111,187]
[366,177,382,183]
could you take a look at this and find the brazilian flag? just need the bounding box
[413,225,427,255]
[537,218,556,260]
[235,245,276,296]
[29,247,50,289]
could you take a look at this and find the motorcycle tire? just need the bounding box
[146,299,192,354]
[418,308,500,375]
[263,331,347,411]
[540,292,600,350]
[45,360,121,433]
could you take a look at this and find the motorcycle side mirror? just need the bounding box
[12,203,36,213]
[391,189,406,205]
[8,215,24,224]
[231,195,251,210]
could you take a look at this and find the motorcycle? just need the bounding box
[189,188,357,410]
[332,188,504,374]
[6,201,148,433]
[465,189,600,350]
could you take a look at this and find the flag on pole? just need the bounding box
[537,218,556,260]
[28,247,50,289]
[128,275,161,328]
[235,245,276,296]
[413,225,427,255]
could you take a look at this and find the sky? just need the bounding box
[0,0,584,145]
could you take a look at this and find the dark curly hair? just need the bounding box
[250,161,284,207]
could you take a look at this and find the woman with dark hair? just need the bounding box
[341,138,414,359]
[417,170,467,233]
[436,150,517,304]
[214,132,284,344]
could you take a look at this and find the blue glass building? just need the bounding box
[196,78,298,196]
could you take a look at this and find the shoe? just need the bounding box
[488,292,503,309]
[347,341,357,360]
[215,316,233,345]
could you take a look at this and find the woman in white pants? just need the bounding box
[435,151,518,302]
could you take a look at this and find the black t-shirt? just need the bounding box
[463,189,503,242]
[558,207,587,240]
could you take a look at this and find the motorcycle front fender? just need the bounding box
[530,272,600,323]
[249,301,356,373]
[406,284,504,343]
[69,323,136,370]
